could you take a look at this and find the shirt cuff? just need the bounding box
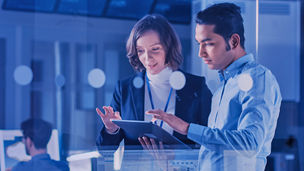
[187,123,207,145]
[106,128,120,135]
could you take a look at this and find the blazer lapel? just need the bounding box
[175,90,185,119]
[175,70,189,119]
[174,72,198,120]
[129,72,145,121]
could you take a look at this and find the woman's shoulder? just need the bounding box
[117,72,145,86]
[179,70,206,83]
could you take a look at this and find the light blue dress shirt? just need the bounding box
[187,54,282,171]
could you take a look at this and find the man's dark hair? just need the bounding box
[21,118,52,149]
[126,14,183,72]
[196,3,245,50]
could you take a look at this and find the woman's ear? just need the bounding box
[229,34,241,49]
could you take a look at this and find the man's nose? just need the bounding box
[198,44,207,58]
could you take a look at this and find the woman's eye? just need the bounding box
[152,47,160,51]
[137,49,144,54]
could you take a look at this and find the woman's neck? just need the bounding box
[146,67,173,84]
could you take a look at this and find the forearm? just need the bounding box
[187,119,265,155]
[164,114,190,135]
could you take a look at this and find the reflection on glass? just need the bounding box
[88,68,106,88]
[169,71,186,90]
[106,0,154,19]
[57,0,107,16]
[14,65,33,85]
[132,76,144,89]
[55,74,66,88]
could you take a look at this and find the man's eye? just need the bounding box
[205,43,214,46]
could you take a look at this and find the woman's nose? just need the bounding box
[144,51,152,61]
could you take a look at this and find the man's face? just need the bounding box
[195,24,235,70]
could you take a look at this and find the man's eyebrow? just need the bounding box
[200,38,212,43]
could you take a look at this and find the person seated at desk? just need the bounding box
[10,119,69,171]
[96,14,212,150]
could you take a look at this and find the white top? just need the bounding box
[144,67,176,135]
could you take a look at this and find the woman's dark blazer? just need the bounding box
[96,70,212,150]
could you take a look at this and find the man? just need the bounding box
[146,3,282,171]
[11,119,69,171]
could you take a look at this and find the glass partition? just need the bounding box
[0,0,303,171]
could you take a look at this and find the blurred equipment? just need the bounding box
[265,137,300,171]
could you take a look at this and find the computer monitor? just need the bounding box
[0,129,59,171]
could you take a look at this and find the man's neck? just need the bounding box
[223,49,247,71]
[232,49,247,63]
[30,148,47,157]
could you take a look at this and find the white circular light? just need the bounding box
[237,74,253,92]
[133,76,144,89]
[55,74,66,87]
[169,71,186,90]
[88,68,106,88]
[14,65,33,85]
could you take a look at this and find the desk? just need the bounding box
[97,148,199,171]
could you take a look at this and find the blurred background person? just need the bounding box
[10,118,69,171]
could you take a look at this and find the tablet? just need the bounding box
[112,120,190,149]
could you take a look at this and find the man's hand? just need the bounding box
[96,106,121,133]
[146,109,190,135]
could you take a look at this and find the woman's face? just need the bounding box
[136,30,167,75]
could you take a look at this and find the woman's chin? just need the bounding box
[147,68,162,75]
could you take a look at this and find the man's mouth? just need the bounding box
[204,60,211,64]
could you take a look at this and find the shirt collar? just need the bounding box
[31,153,50,160]
[218,53,254,81]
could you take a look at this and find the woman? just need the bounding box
[96,14,212,150]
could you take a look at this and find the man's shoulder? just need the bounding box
[12,159,69,171]
[50,159,70,170]
[12,161,30,171]
[241,61,275,78]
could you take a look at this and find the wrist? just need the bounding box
[106,127,119,134]
[184,123,190,135]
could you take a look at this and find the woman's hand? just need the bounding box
[138,137,164,152]
[96,106,121,133]
[139,137,176,170]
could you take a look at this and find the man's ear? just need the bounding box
[229,34,241,49]
[25,137,33,148]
